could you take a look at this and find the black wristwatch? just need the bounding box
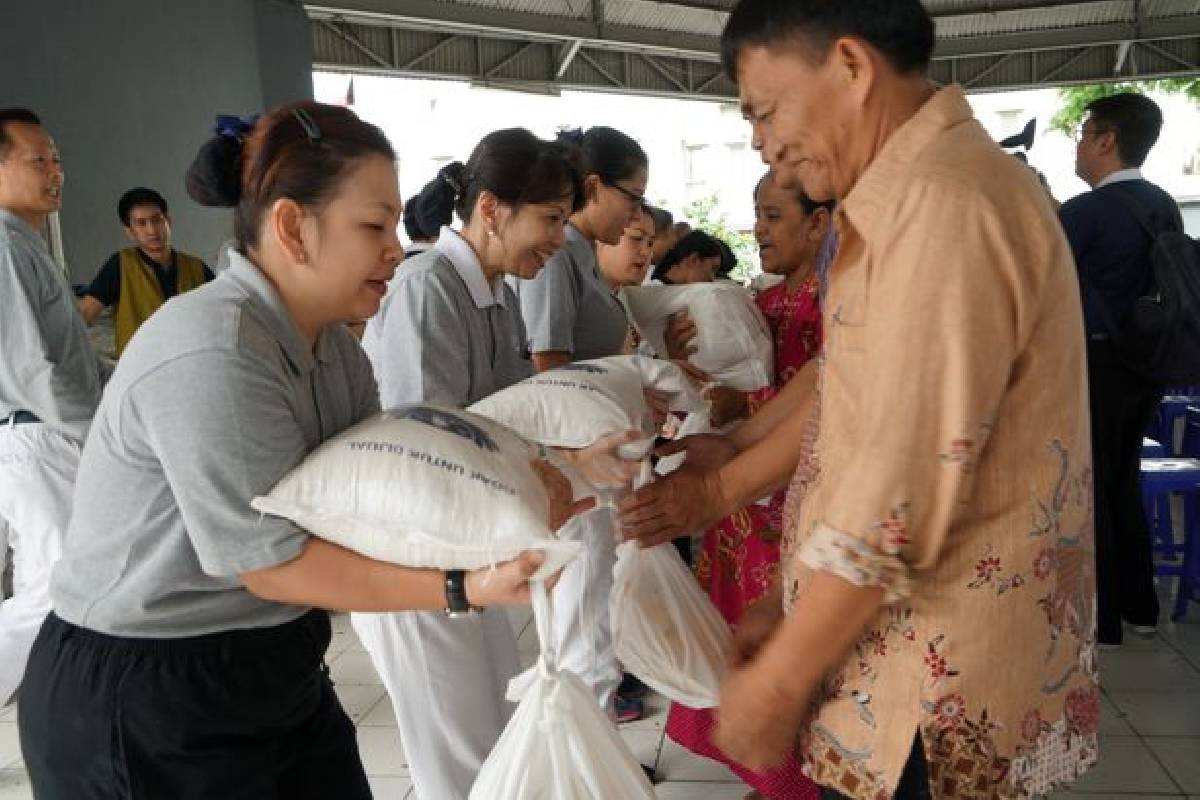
[444,570,482,618]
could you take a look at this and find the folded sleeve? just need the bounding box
[0,243,99,438]
[371,271,471,407]
[133,352,311,577]
[799,180,1028,602]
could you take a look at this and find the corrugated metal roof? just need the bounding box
[419,0,1200,41]
[605,0,727,36]
[936,0,1200,39]
[310,0,1200,96]
[440,0,591,20]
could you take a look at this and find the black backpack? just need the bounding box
[1083,184,1200,385]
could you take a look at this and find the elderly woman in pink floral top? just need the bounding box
[666,171,831,800]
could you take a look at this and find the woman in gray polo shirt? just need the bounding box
[510,126,652,723]
[356,128,639,800]
[18,104,556,800]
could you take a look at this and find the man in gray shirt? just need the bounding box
[0,108,106,705]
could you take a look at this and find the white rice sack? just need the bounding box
[610,542,731,708]
[251,405,580,578]
[749,271,786,293]
[468,355,708,450]
[620,283,774,391]
[471,582,655,800]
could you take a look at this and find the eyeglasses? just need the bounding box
[1074,123,1110,144]
[604,180,644,208]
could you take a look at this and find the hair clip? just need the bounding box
[556,127,585,147]
[292,108,323,145]
[214,114,258,140]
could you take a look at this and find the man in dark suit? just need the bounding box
[1059,92,1184,647]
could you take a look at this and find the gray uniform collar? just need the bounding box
[563,222,615,294]
[435,226,506,309]
[223,250,334,373]
[0,209,51,254]
[564,222,598,268]
[563,222,592,259]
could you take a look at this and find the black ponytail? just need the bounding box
[453,128,583,222]
[185,121,249,208]
[185,104,394,253]
[555,126,647,185]
[403,164,462,241]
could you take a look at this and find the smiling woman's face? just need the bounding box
[754,174,813,276]
[598,207,656,288]
[494,196,575,280]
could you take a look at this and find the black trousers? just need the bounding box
[821,736,931,800]
[1088,342,1163,644]
[19,611,371,800]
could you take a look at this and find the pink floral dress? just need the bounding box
[664,274,822,800]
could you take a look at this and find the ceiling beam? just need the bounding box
[319,20,393,68]
[934,14,1200,58]
[484,41,538,78]
[556,39,583,77]
[962,52,1016,87]
[310,2,1200,100]
[1036,46,1092,82]
[400,34,459,70]
[1138,39,1199,71]
[1114,39,1133,73]
[639,54,688,92]
[929,0,1117,19]
[311,0,1200,69]
[576,49,626,87]
[305,0,721,61]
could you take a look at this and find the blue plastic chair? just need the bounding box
[1180,406,1200,459]
[1155,396,1200,455]
[1140,457,1200,620]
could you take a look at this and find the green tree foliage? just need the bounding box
[683,194,759,282]
[1050,79,1200,136]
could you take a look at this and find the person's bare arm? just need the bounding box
[532,351,572,373]
[242,460,590,611]
[618,362,818,546]
[728,359,817,451]
[241,538,551,611]
[714,572,885,770]
[78,295,106,325]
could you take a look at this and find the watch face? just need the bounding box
[445,570,471,614]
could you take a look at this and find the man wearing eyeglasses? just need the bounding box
[0,107,107,707]
[79,187,212,357]
[1060,92,1183,648]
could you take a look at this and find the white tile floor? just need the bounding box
[1,603,1198,799]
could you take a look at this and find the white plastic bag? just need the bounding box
[251,405,580,578]
[471,582,655,800]
[653,407,716,478]
[469,354,708,450]
[620,283,774,391]
[610,541,731,709]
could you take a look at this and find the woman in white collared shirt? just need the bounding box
[355,127,638,800]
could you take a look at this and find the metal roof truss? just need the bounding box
[307,0,1200,98]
